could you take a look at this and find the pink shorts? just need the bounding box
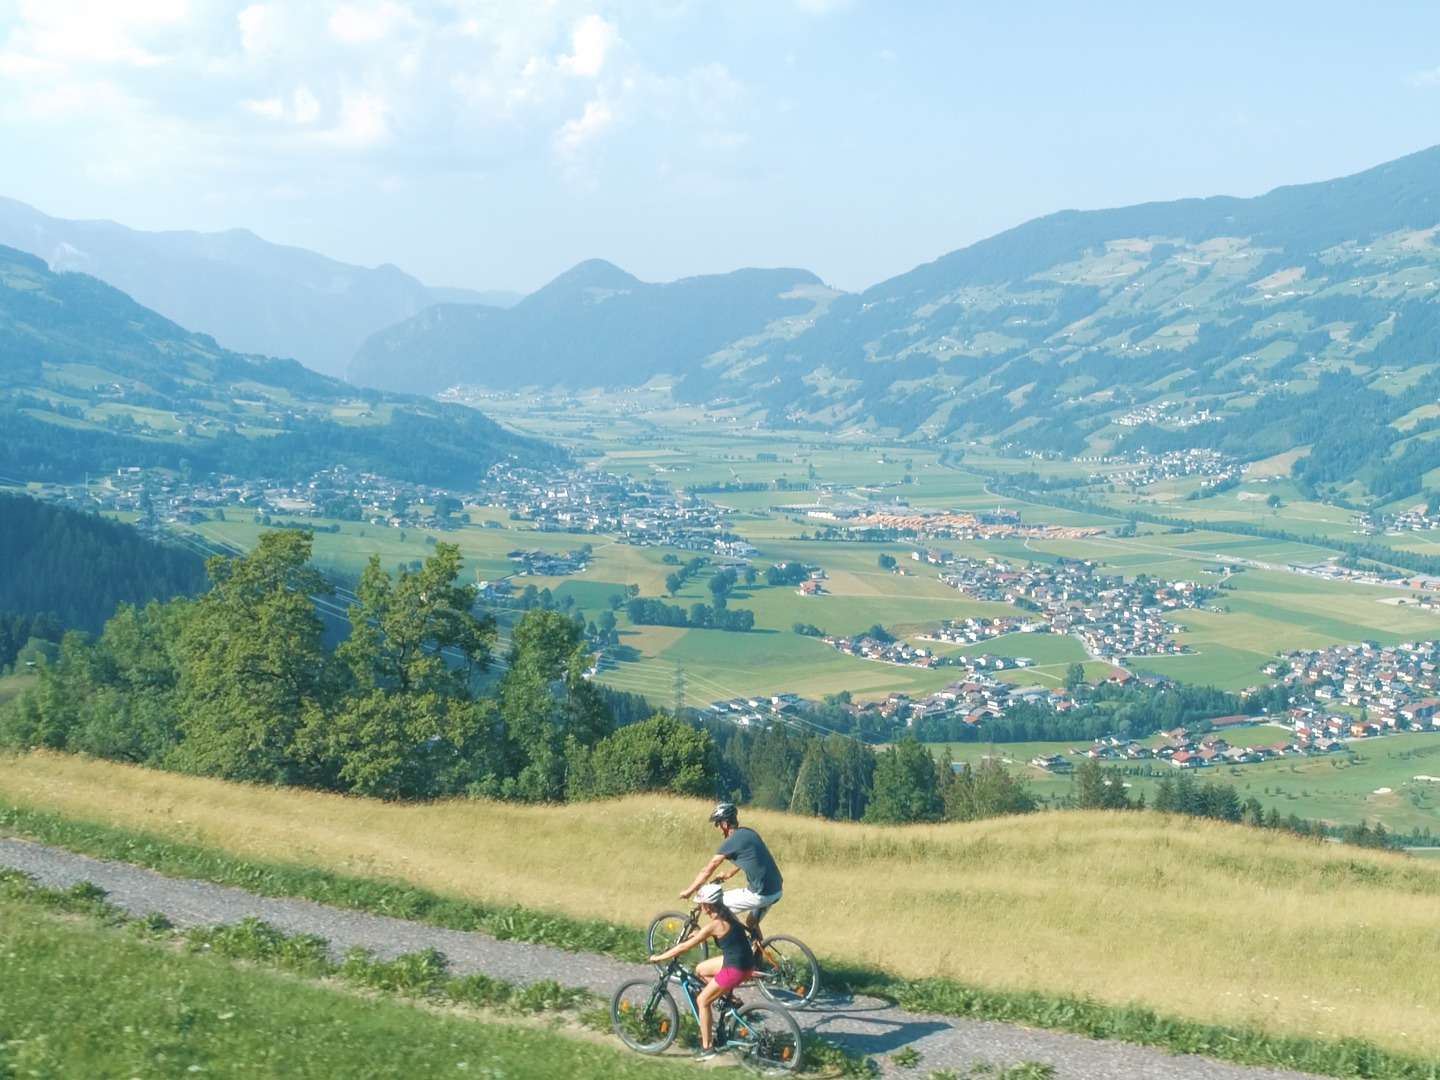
[714,967,754,991]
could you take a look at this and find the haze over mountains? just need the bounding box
[0,245,558,486]
[352,144,1440,434]
[0,197,519,380]
[349,259,837,395]
[10,143,1440,505]
[340,144,1440,505]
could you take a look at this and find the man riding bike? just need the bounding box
[680,802,783,942]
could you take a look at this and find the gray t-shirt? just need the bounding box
[718,827,783,897]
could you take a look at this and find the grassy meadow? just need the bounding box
[928,729,1440,834]
[2,752,1438,1060]
[0,893,697,1080]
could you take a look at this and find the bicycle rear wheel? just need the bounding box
[646,910,710,960]
[731,1001,803,1073]
[610,979,679,1054]
[755,934,821,1008]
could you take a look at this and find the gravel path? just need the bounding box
[0,837,1321,1080]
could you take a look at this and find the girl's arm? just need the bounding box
[648,918,720,963]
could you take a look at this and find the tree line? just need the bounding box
[0,532,712,803]
[912,680,1247,745]
[0,494,208,636]
[625,597,755,632]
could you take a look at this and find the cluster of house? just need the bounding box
[885,678,1101,728]
[820,631,1036,674]
[40,465,463,532]
[1267,641,1440,734]
[1026,718,1336,774]
[1279,559,1440,595]
[936,556,1208,658]
[826,509,1103,542]
[1083,449,1242,489]
[506,548,590,576]
[704,693,804,727]
[919,615,1049,646]
[1113,400,1220,429]
[478,463,730,550]
[1359,504,1440,536]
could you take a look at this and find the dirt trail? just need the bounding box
[0,837,1320,1080]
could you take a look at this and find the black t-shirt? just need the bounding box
[717,826,782,897]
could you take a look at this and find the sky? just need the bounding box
[3,1,1440,296]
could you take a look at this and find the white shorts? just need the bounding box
[723,887,782,922]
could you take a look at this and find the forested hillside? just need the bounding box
[0,494,206,668]
[687,144,1440,447]
[0,246,562,486]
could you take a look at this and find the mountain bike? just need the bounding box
[646,903,821,1008]
[611,953,803,1073]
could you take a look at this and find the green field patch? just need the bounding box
[1128,643,1272,690]
[550,580,628,614]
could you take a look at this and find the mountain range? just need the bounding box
[10,144,1440,504]
[343,144,1440,503]
[0,244,558,487]
[348,259,836,394]
[0,197,519,380]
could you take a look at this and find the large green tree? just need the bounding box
[943,757,1037,821]
[310,544,498,799]
[863,737,943,824]
[496,609,612,801]
[171,532,335,784]
[570,712,715,799]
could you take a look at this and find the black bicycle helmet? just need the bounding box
[708,801,738,825]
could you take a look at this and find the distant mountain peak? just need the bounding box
[541,258,641,292]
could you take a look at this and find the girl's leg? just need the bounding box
[693,957,723,1050]
[695,979,725,1050]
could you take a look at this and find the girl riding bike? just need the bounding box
[646,881,755,1060]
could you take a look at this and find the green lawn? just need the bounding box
[0,897,697,1080]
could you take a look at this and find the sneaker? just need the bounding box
[694,1047,721,1061]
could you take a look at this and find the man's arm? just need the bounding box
[680,854,727,900]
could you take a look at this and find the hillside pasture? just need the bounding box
[1,752,1437,1059]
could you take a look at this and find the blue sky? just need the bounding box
[2,1,1439,294]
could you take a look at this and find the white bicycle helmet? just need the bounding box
[695,882,724,905]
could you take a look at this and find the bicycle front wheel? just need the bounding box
[755,935,821,1008]
[610,979,680,1054]
[646,910,710,960]
[732,1000,803,1073]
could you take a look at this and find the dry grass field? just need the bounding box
[2,751,1438,1058]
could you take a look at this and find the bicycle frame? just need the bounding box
[653,957,747,1046]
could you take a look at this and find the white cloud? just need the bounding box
[242,85,321,126]
[328,2,411,45]
[2,0,189,68]
[326,90,390,147]
[555,97,614,157]
[236,3,283,58]
[559,14,617,78]
[292,85,321,125]
[0,0,754,198]
[1411,67,1440,88]
[241,95,285,119]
